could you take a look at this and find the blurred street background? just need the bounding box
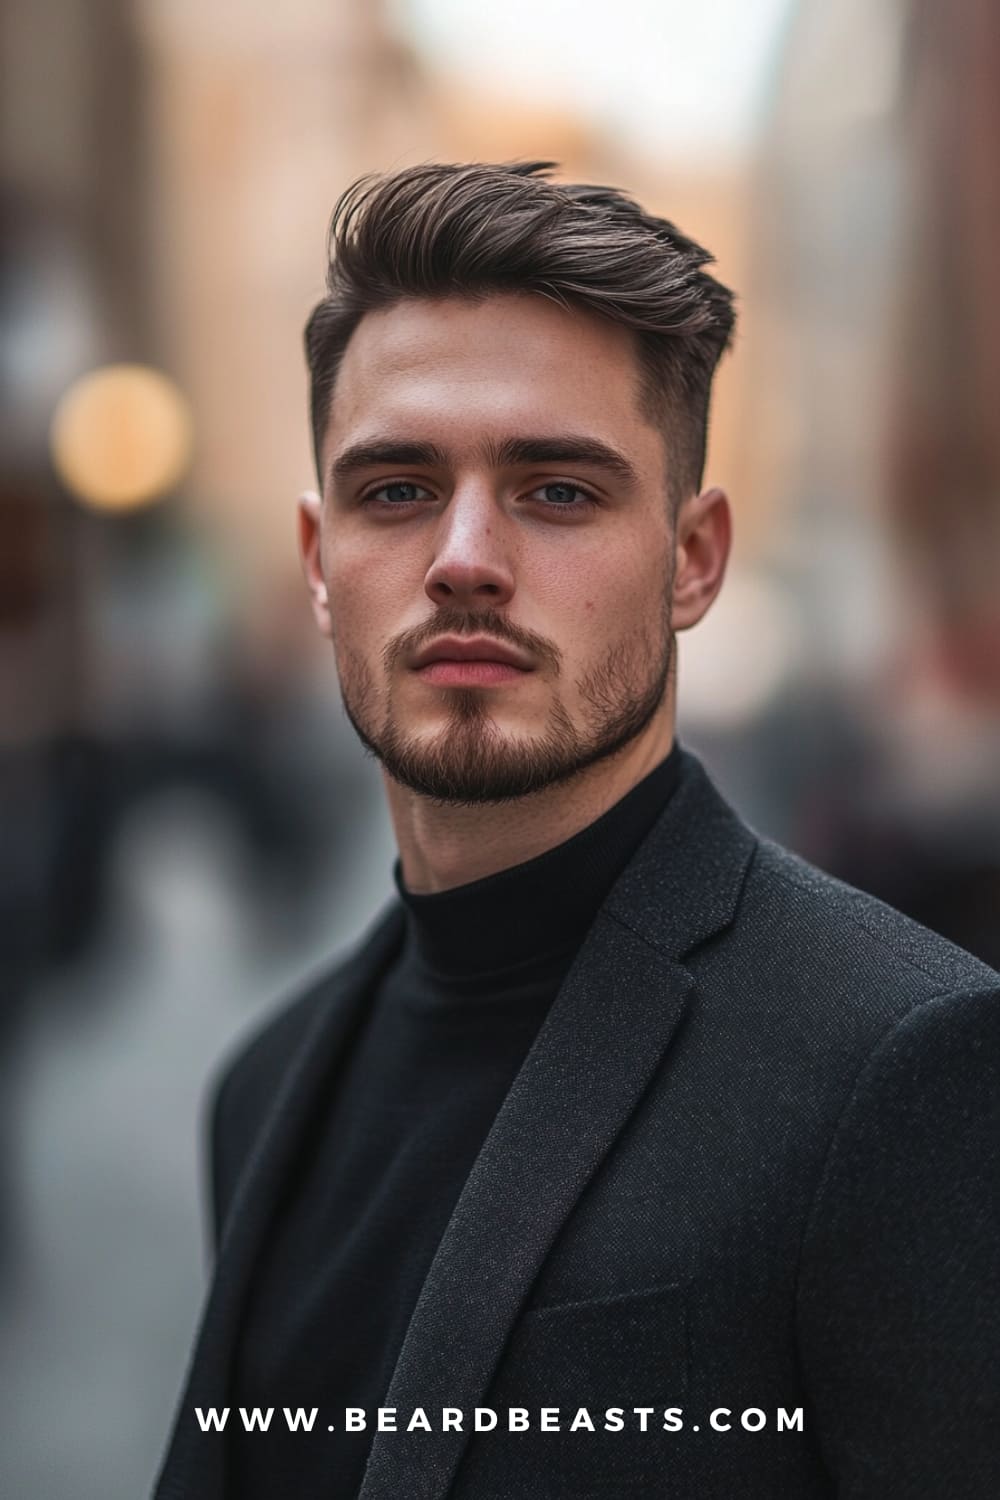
[2,0,999,1494]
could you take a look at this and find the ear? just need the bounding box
[297,489,332,639]
[671,485,732,632]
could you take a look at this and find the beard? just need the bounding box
[335,600,674,807]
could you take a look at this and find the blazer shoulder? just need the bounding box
[204,901,405,1232]
[208,966,334,1145]
[202,954,344,1238]
[208,924,374,1158]
[743,834,1000,1003]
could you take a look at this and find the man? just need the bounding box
[154,161,1000,1500]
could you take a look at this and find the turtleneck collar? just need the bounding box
[391,740,683,982]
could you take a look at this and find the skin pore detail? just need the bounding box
[298,290,730,893]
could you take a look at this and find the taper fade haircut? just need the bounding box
[304,160,737,509]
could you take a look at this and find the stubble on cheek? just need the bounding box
[574,589,674,746]
[333,631,380,738]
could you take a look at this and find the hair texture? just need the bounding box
[304,160,737,507]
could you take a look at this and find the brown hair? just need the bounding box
[304,160,736,506]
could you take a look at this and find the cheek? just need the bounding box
[325,539,412,641]
[538,545,655,627]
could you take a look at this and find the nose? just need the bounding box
[423,484,515,610]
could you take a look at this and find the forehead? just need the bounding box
[323,292,661,470]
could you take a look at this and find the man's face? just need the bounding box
[306,291,680,804]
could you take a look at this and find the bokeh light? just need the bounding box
[49,363,193,512]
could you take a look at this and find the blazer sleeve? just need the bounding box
[794,982,1000,1498]
[199,979,330,1257]
[202,1036,277,1257]
[205,1060,235,1258]
[192,1052,244,1263]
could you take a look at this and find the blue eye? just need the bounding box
[531,482,596,509]
[365,482,431,506]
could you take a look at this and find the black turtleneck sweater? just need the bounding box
[228,742,682,1499]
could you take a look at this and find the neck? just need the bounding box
[387,704,675,895]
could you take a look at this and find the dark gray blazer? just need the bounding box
[153,748,1000,1499]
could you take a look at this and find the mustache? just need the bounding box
[383,607,562,675]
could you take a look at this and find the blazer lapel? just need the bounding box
[153,902,407,1500]
[358,750,757,1500]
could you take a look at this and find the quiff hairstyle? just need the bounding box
[304,160,736,508]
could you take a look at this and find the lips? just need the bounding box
[411,636,533,671]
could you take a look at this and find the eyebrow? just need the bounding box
[327,434,640,490]
[490,436,640,487]
[329,440,449,485]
